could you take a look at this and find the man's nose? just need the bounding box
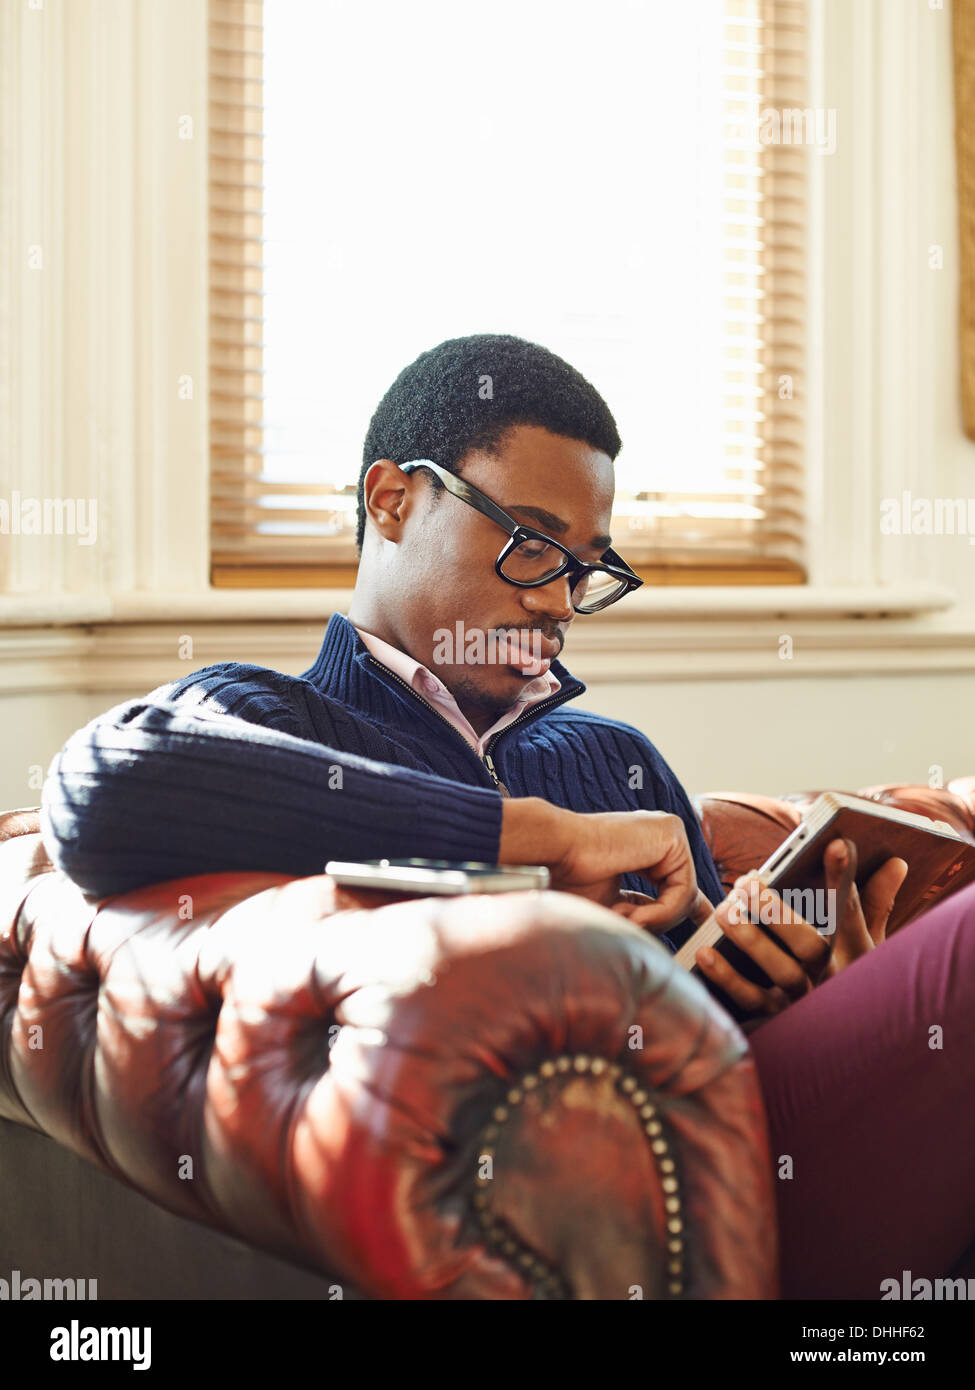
[519,573,574,622]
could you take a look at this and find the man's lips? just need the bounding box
[499,631,561,673]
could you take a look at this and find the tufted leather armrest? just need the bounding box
[7,773,969,1299]
[0,819,777,1301]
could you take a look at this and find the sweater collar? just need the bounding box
[302,612,586,722]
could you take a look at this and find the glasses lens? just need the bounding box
[574,568,626,610]
[500,537,567,584]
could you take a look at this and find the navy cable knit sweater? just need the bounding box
[40,612,723,949]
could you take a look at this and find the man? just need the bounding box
[38,333,900,992]
[40,334,975,1296]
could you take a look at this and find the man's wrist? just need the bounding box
[498,796,568,870]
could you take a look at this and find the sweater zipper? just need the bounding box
[366,657,510,794]
[367,656,576,798]
[482,688,573,769]
[482,752,507,793]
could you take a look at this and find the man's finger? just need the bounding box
[721,909,815,998]
[624,883,709,935]
[695,946,790,1018]
[823,837,858,916]
[611,891,655,920]
[859,857,908,946]
[646,889,713,929]
[689,889,715,927]
[634,869,701,931]
[722,876,832,970]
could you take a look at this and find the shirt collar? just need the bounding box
[353,625,561,753]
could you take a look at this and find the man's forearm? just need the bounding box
[41,695,505,898]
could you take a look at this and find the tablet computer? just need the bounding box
[675,793,975,1017]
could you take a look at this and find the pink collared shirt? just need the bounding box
[354,625,560,756]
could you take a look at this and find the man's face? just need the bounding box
[383,423,616,724]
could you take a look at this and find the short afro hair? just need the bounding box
[356,333,622,551]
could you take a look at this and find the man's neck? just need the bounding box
[346,592,395,648]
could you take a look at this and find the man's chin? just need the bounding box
[449,665,540,711]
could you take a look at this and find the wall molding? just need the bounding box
[2,609,974,696]
[0,577,961,630]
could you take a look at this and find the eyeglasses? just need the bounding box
[398,459,643,614]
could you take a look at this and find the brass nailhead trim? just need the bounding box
[613,1063,685,1298]
[470,1052,685,1300]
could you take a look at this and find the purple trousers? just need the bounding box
[748,879,975,1299]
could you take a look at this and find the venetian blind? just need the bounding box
[208,0,807,587]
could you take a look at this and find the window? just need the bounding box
[209,0,807,588]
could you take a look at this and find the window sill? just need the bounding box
[0,580,960,629]
[1,582,973,696]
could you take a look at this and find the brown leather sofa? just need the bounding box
[2,778,972,1301]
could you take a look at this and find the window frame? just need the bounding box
[207,0,809,590]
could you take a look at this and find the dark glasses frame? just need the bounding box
[398,459,644,614]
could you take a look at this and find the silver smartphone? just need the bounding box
[324,857,550,894]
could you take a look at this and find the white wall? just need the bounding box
[4,670,972,814]
[0,692,92,812]
[577,672,975,796]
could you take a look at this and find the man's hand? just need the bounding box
[498,797,712,933]
[822,837,909,972]
[694,837,908,1025]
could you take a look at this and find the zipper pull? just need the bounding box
[483,753,511,798]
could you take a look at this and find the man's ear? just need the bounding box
[361,459,413,541]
